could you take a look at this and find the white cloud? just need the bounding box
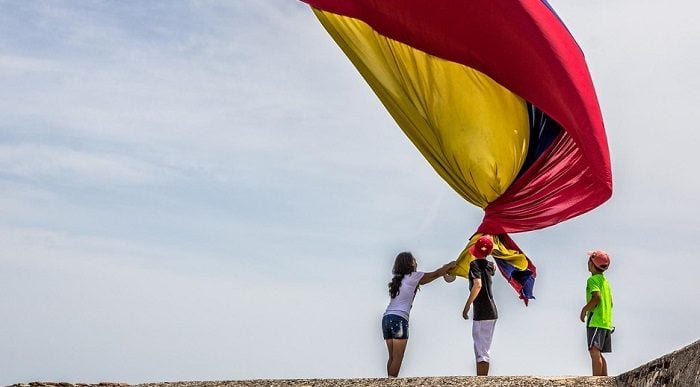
[0,54,58,75]
[0,144,181,185]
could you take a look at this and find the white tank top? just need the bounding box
[383,271,425,320]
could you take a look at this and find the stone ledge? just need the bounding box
[616,339,700,387]
[12,377,616,387]
[10,340,699,387]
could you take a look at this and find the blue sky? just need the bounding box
[1,1,699,384]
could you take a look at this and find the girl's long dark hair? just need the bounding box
[388,252,417,298]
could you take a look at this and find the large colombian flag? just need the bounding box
[302,0,613,303]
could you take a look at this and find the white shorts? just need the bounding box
[472,319,497,363]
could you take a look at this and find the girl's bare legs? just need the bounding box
[385,339,408,377]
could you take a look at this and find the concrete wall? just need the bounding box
[616,339,700,387]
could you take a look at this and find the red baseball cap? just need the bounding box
[469,235,494,258]
[588,250,610,270]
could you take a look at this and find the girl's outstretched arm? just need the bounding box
[419,260,457,285]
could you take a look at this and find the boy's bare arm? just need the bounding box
[463,278,482,319]
[579,291,601,322]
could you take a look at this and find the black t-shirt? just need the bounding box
[469,259,498,320]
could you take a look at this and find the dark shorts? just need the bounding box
[587,326,612,353]
[382,314,409,340]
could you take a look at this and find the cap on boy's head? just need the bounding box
[469,235,494,259]
[588,250,610,271]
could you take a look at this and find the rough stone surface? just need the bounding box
[615,339,700,387]
[9,340,699,387]
[11,378,616,387]
[143,377,617,386]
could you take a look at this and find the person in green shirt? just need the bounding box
[579,250,613,376]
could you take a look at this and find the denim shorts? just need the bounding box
[382,314,409,340]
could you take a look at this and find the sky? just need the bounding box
[1,0,699,384]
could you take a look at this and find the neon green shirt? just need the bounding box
[586,273,613,329]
